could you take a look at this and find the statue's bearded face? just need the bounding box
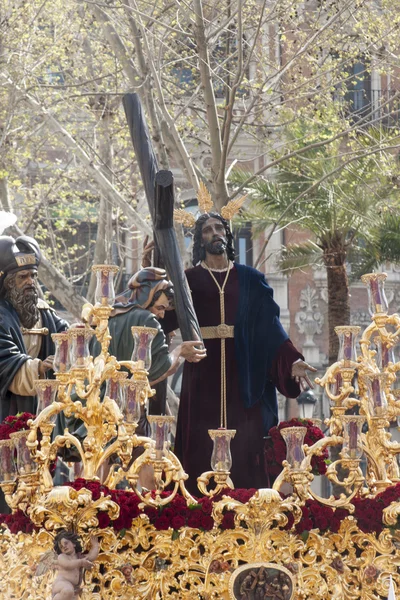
[201,217,227,256]
[4,269,40,328]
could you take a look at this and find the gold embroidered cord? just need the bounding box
[201,261,232,428]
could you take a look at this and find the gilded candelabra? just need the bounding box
[275,272,400,507]
[0,264,196,515]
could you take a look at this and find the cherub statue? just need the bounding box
[52,531,99,599]
[35,530,99,600]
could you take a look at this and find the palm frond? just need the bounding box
[277,241,323,273]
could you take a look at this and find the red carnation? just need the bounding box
[220,511,235,530]
[187,510,203,529]
[97,512,111,529]
[171,515,186,530]
[200,514,214,530]
[154,515,171,530]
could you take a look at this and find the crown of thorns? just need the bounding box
[174,182,247,228]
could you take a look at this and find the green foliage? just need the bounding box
[232,119,400,275]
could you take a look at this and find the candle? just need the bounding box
[109,379,118,400]
[343,334,352,361]
[43,384,52,408]
[59,339,68,372]
[100,271,110,306]
[372,378,382,407]
[370,278,382,308]
[349,421,358,458]
[138,333,149,362]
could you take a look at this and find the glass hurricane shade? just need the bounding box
[373,336,395,369]
[335,326,360,364]
[148,416,175,460]
[35,380,59,424]
[92,265,119,306]
[361,273,389,316]
[0,440,17,482]
[69,325,94,369]
[209,429,236,472]
[10,430,38,475]
[131,326,158,371]
[52,332,71,373]
[105,372,128,409]
[280,426,307,468]
[122,380,146,423]
[342,416,365,459]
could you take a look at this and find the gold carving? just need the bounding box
[3,270,400,598]
[197,180,214,213]
[220,195,248,220]
[173,208,196,227]
[15,254,36,267]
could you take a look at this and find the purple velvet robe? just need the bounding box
[174,265,302,492]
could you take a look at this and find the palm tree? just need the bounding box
[232,126,400,363]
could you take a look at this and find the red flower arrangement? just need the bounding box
[66,479,257,533]
[0,412,34,440]
[264,418,328,478]
[2,479,400,538]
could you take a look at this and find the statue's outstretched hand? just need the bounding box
[179,341,207,363]
[291,359,317,390]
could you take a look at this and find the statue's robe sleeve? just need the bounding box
[234,264,303,434]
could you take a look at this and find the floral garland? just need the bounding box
[66,479,257,533]
[264,417,329,478]
[2,479,400,538]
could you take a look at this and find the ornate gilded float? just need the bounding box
[1,268,400,599]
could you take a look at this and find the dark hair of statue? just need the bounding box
[54,530,83,555]
[192,212,235,266]
[148,286,174,308]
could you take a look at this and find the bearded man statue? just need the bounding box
[0,235,68,421]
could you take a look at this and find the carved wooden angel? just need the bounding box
[34,530,99,600]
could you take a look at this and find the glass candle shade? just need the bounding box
[342,415,365,459]
[105,371,128,409]
[10,430,37,475]
[52,332,71,373]
[365,373,388,417]
[131,326,158,371]
[374,336,395,369]
[280,426,307,468]
[148,415,175,460]
[0,440,17,482]
[361,273,389,316]
[35,380,59,424]
[122,380,146,424]
[335,326,360,364]
[69,325,94,369]
[92,264,119,306]
[209,428,236,472]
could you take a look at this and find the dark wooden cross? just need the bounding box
[122,94,202,412]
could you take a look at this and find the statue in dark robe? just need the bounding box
[162,213,316,492]
[0,235,68,423]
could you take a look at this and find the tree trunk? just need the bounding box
[323,238,350,364]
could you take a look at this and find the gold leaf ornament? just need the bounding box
[220,195,248,221]
[197,181,214,214]
[173,209,196,228]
